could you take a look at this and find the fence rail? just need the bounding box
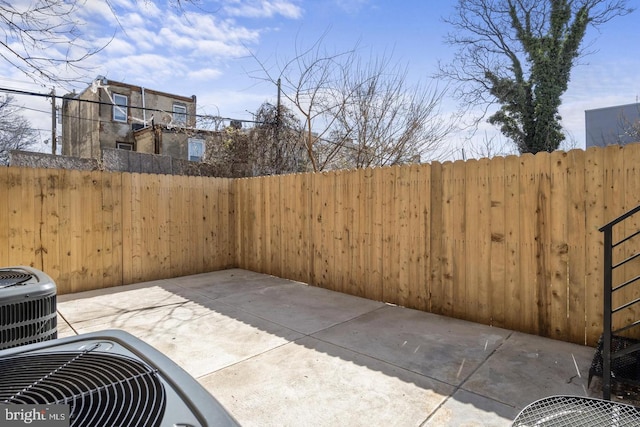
[2,143,640,346]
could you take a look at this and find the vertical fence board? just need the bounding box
[120,172,132,286]
[567,150,587,344]
[172,175,188,277]
[69,170,86,293]
[156,174,171,278]
[604,146,627,334]
[309,173,321,287]
[534,152,552,337]
[585,147,605,345]
[429,161,444,315]
[324,172,337,291]
[489,156,506,328]
[221,178,233,268]
[504,155,521,332]
[283,174,293,281]
[89,171,104,288]
[351,168,365,296]
[465,159,480,322]
[236,179,247,270]
[37,170,59,283]
[14,167,36,267]
[101,172,118,287]
[0,168,9,269]
[452,160,467,320]
[299,173,312,284]
[343,170,357,296]
[130,173,144,283]
[5,168,21,266]
[194,176,206,274]
[381,167,391,301]
[396,165,411,306]
[412,163,429,311]
[364,167,383,301]
[212,179,223,270]
[519,154,538,335]
[333,171,345,294]
[549,151,570,341]
[477,158,492,324]
[266,176,279,277]
[440,161,456,317]
[139,173,155,280]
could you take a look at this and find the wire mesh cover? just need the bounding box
[0,346,166,427]
[512,395,640,427]
[589,334,640,386]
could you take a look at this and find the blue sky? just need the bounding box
[3,0,639,158]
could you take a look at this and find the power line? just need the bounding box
[0,86,264,125]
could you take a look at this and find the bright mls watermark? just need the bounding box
[1,405,69,427]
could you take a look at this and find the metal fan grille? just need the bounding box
[0,346,167,427]
[0,295,58,350]
[0,270,32,288]
[512,395,640,427]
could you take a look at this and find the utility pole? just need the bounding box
[275,78,281,144]
[50,88,57,155]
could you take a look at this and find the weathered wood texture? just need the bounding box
[0,168,235,295]
[234,145,640,346]
[3,144,640,346]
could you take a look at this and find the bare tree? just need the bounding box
[251,32,453,171]
[0,0,110,84]
[250,31,356,171]
[439,0,633,154]
[617,104,640,143]
[0,0,201,85]
[329,55,453,168]
[249,102,308,175]
[0,95,38,165]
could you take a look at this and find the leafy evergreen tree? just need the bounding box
[441,0,633,154]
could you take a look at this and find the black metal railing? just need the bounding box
[599,204,640,400]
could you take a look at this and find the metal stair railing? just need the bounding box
[599,204,640,400]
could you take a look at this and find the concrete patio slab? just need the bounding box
[215,281,386,335]
[64,299,304,378]
[313,305,511,386]
[56,279,209,327]
[199,336,454,427]
[462,331,595,409]
[54,269,608,426]
[424,389,515,426]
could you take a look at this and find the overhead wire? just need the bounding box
[0,86,265,125]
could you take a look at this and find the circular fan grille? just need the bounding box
[0,350,167,427]
[0,271,32,287]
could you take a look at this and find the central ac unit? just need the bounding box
[0,266,57,350]
[0,330,239,427]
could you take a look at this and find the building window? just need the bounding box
[117,142,134,151]
[188,138,204,162]
[113,94,128,122]
[173,104,187,125]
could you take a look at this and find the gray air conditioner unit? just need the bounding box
[0,330,239,427]
[0,266,57,350]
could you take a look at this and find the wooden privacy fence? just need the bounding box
[235,144,640,347]
[2,143,640,346]
[0,168,235,294]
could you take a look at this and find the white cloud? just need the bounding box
[97,54,189,87]
[187,68,224,81]
[101,37,137,56]
[223,0,303,19]
[334,0,372,14]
